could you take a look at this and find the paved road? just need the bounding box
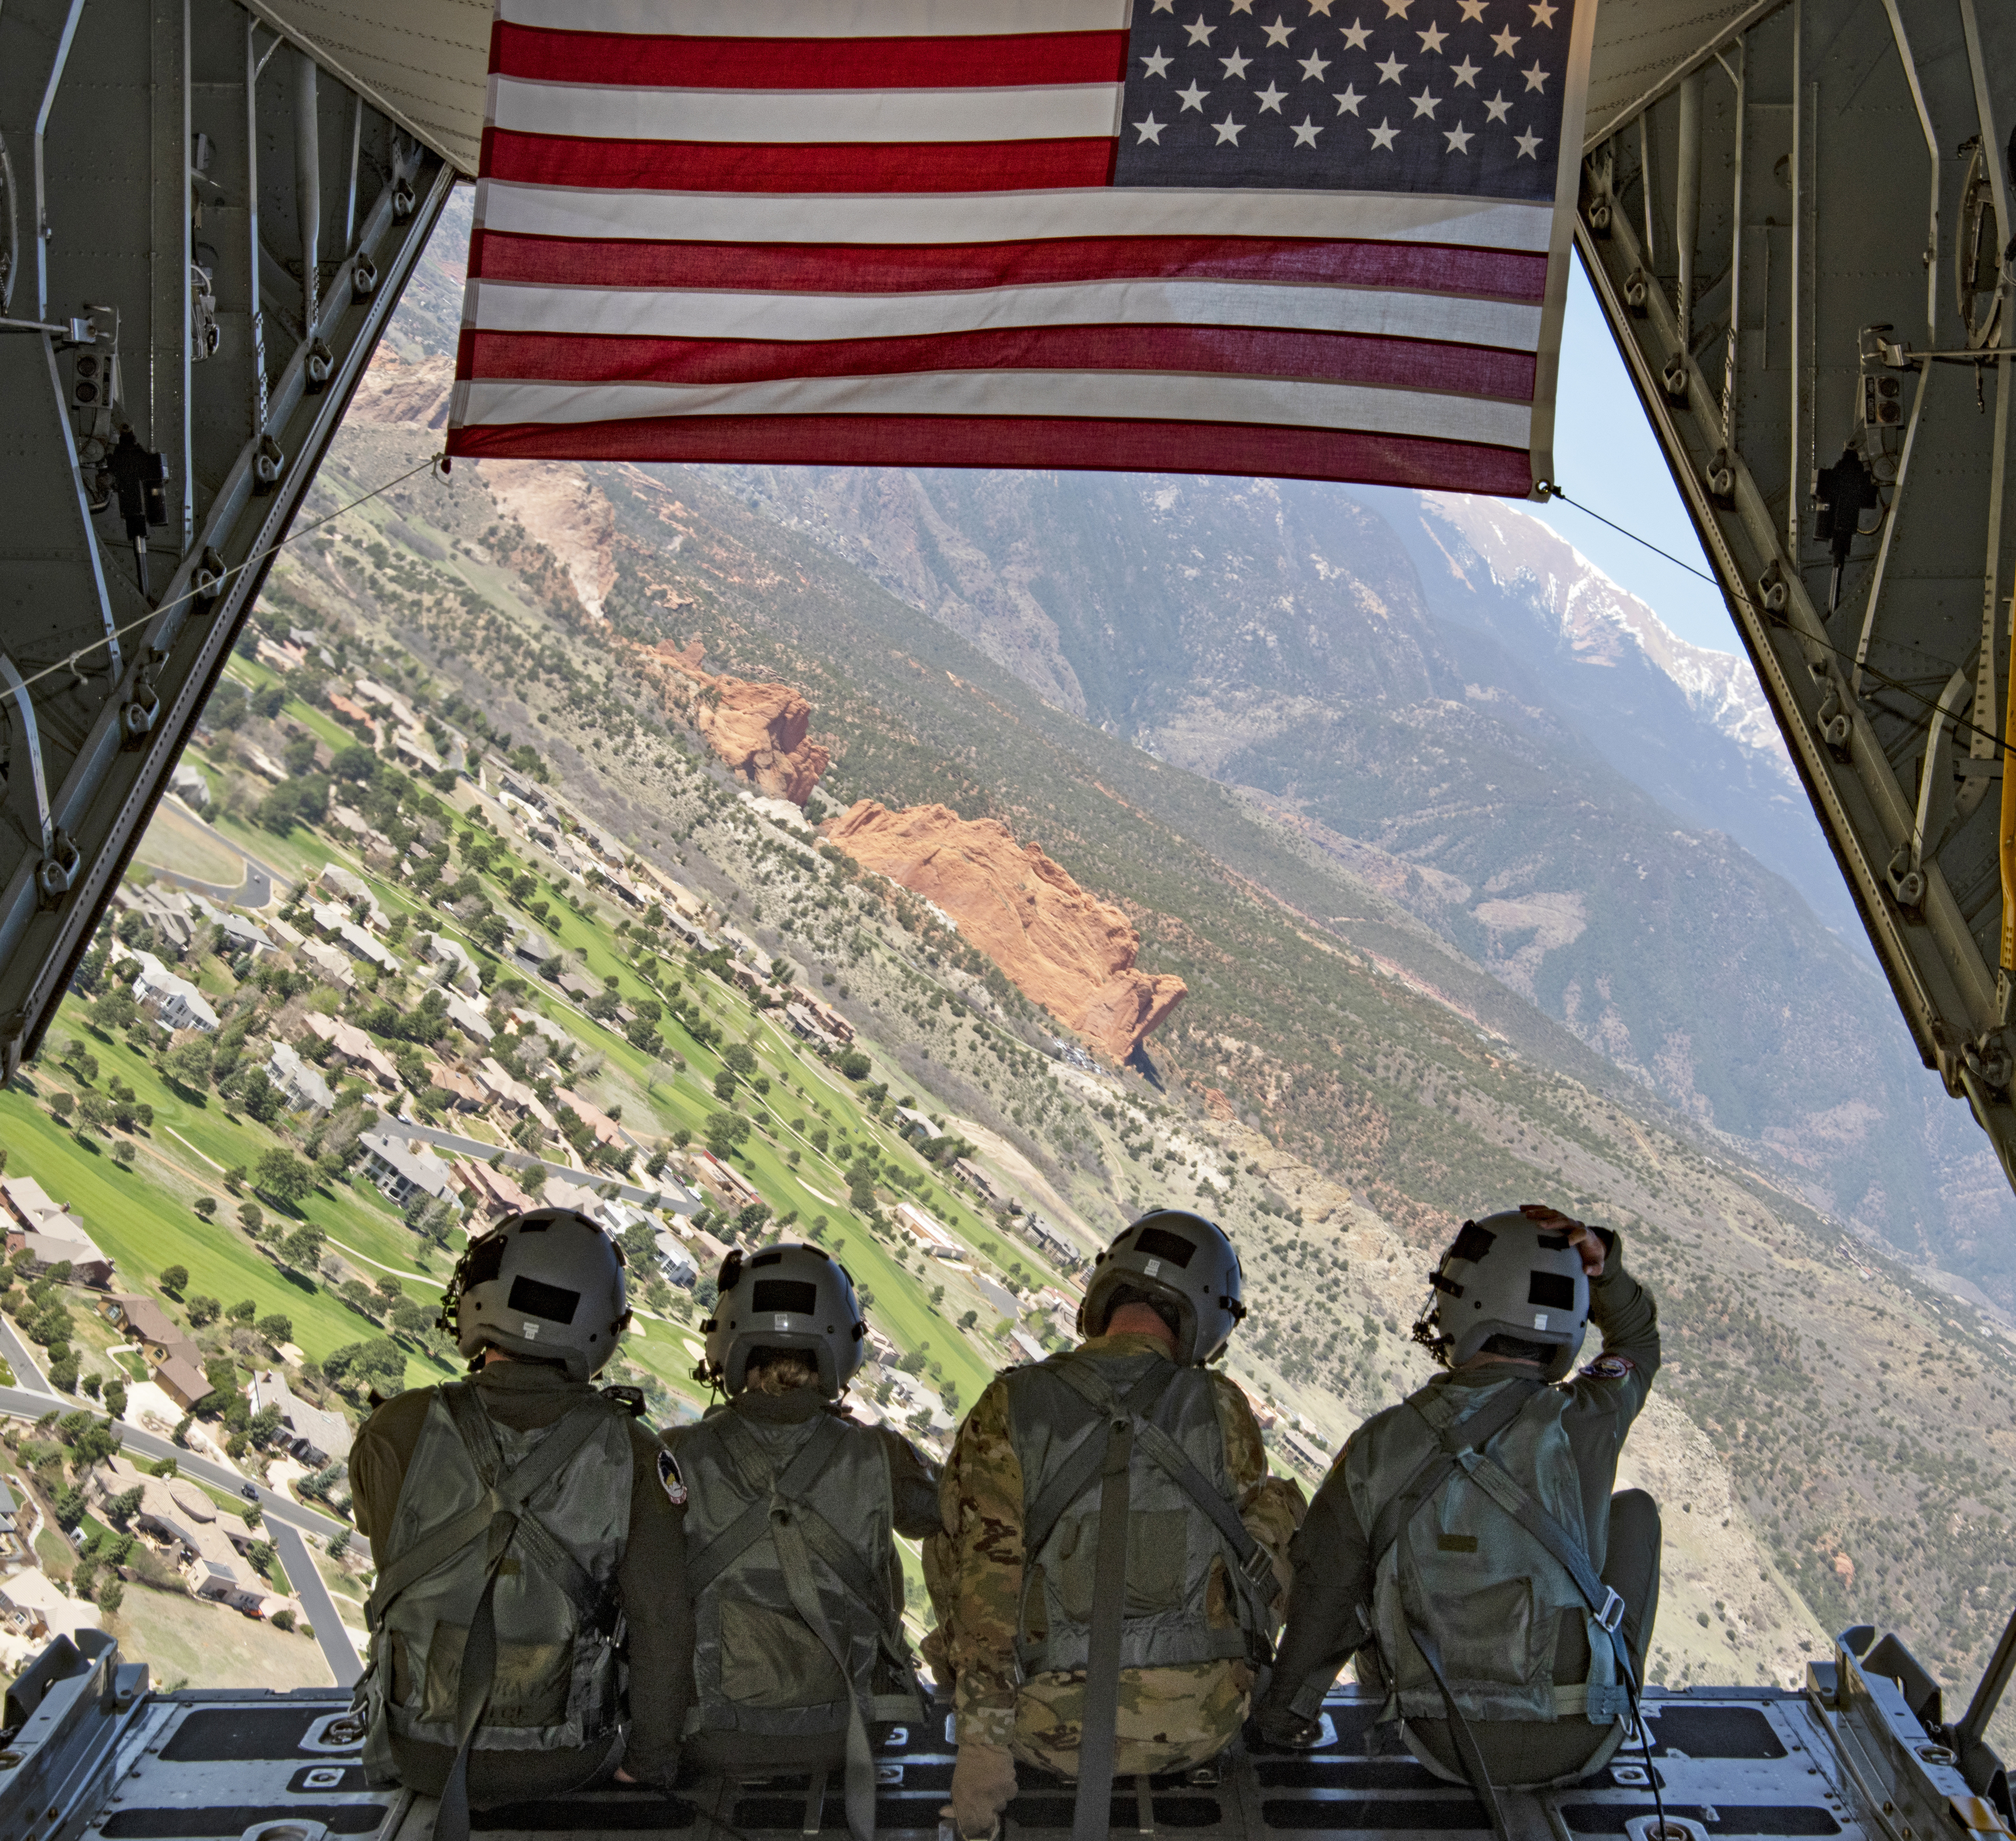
[155,797,282,908]
[391,1117,699,1217]
[0,1316,54,1394]
[271,1517,364,1688]
[0,1385,371,1562]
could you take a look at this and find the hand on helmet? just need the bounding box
[1518,1203,1604,1277]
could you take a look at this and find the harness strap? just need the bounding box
[1406,1606,1512,1841]
[1282,1379,1542,1721]
[426,1395,616,1841]
[770,1499,881,1841]
[1019,1365,1172,1566]
[1070,1414,1134,1841]
[684,1409,852,1599]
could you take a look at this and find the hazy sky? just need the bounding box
[1524,262,1735,657]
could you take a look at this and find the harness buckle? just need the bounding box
[1242,1543,1276,1585]
[1595,1587,1627,1635]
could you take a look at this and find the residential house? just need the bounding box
[652,1230,696,1289]
[247,1369,353,1465]
[266,1041,334,1114]
[358,1130,455,1209]
[421,931,481,993]
[298,938,358,992]
[1008,1327,1047,1365]
[1,1174,83,1238]
[213,912,274,958]
[131,953,219,1032]
[473,1057,535,1114]
[300,1011,400,1089]
[0,1477,20,1559]
[424,1062,484,1112]
[154,1354,216,1412]
[951,1158,999,1203]
[306,901,402,973]
[6,1230,114,1288]
[317,865,384,923]
[782,1002,845,1051]
[443,993,495,1043]
[893,1107,937,1145]
[538,1175,604,1217]
[168,761,211,808]
[686,1151,761,1211]
[1021,1214,1081,1267]
[556,1088,625,1151]
[0,1570,101,1643]
[238,742,290,782]
[895,1202,963,1261]
[1277,1425,1332,1480]
[451,1158,534,1221]
[100,1294,192,1364]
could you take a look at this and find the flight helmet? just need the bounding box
[1078,1209,1247,1367]
[699,1241,866,1397]
[440,1207,632,1382]
[1411,1209,1590,1382]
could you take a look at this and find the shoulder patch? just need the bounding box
[1581,1354,1635,1382]
[656,1447,688,1508]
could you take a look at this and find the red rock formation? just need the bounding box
[643,641,831,806]
[827,800,1185,1062]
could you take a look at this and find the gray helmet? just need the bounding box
[441,1208,632,1382]
[1412,1210,1590,1381]
[1078,1209,1246,1367]
[699,1241,865,1398]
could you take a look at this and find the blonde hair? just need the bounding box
[744,1349,822,1395]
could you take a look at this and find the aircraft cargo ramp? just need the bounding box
[3,1622,2013,1841]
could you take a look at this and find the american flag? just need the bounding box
[446,0,1592,495]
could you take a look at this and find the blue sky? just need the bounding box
[1524,261,1735,656]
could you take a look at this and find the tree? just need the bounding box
[111,1140,137,1169]
[193,1196,217,1222]
[328,1529,350,1562]
[186,1294,220,1327]
[839,1050,873,1080]
[723,1042,758,1077]
[256,1147,314,1208]
[104,1380,128,1420]
[97,1579,125,1616]
[339,1277,377,1315]
[223,1164,247,1193]
[271,1607,297,1632]
[712,1068,739,1101]
[240,1068,284,1124]
[374,1272,404,1307]
[226,1297,257,1323]
[163,1037,213,1095]
[238,1202,264,1235]
[280,1224,325,1271]
[256,1313,294,1345]
[109,1484,144,1523]
[390,1295,432,1338]
[88,987,138,1034]
[160,1265,189,1298]
[735,1202,772,1239]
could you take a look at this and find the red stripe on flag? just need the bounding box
[481,127,1118,192]
[459,325,1537,401]
[490,22,1130,89]
[445,412,1534,494]
[469,230,1548,302]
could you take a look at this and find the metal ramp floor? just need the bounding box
[23,1683,1872,1841]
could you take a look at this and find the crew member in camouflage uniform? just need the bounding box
[1254,1204,1661,1795]
[928,1210,1304,1840]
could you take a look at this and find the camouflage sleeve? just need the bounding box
[876,1426,944,1539]
[943,1378,1026,1750]
[349,1388,433,1547]
[1211,1375,1307,1598]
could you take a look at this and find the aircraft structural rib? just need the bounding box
[0,0,452,1076]
[1573,0,2016,1194]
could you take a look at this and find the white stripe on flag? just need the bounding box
[468,279,1544,350]
[495,0,1130,36]
[488,77,1122,144]
[456,372,1534,446]
[473,180,1558,251]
